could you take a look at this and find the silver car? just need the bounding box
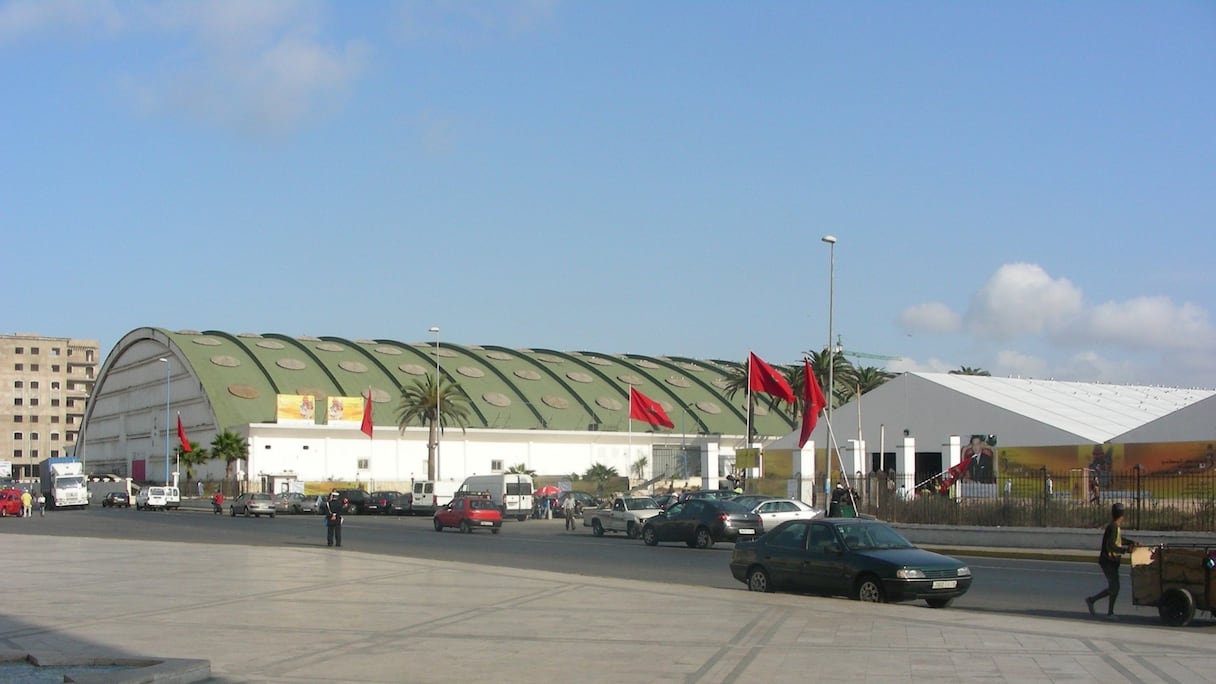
[747,498,823,526]
[229,493,277,518]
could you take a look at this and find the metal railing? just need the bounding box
[837,468,1216,532]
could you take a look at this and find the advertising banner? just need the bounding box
[276,394,317,424]
[325,396,365,425]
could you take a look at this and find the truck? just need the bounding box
[583,495,665,539]
[456,473,534,521]
[40,456,89,509]
[409,479,461,516]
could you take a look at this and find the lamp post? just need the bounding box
[821,235,837,426]
[158,357,170,486]
[429,326,441,480]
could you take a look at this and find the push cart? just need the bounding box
[1131,544,1216,626]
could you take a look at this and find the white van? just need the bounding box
[135,486,181,511]
[457,473,534,521]
[409,480,460,516]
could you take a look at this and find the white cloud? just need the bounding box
[964,263,1084,339]
[0,0,123,42]
[992,350,1049,378]
[1081,296,1216,352]
[886,356,955,375]
[898,301,961,334]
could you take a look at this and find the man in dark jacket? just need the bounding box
[322,490,344,547]
[1086,502,1134,618]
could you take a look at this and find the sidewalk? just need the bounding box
[3,534,1216,683]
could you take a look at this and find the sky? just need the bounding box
[2,1,1213,387]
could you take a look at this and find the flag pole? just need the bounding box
[745,354,752,452]
[628,386,633,475]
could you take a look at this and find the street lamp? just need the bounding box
[429,326,441,480]
[821,235,837,427]
[158,357,170,486]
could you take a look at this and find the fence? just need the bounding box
[834,468,1216,532]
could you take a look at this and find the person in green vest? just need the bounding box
[1086,502,1135,619]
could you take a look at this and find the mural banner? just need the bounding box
[276,394,316,424]
[325,396,365,425]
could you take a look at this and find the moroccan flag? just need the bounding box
[798,358,827,448]
[360,389,374,438]
[748,352,796,403]
[629,387,674,429]
[938,456,975,494]
[176,414,192,453]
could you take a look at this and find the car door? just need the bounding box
[675,500,706,542]
[655,502,686,541]
[761,521,811,588]
[800,522,849,595]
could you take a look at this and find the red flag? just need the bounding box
[360,390,374,438]
[629,387,674,429]
[176,414,192,453]
[798,358,827,448]
[938,456,975,494]
[748,352,795,403]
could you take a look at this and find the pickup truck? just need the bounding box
[583,496,664,539]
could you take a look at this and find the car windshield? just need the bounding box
[58,476,85,487]
[837,523,913,551]
[624,497,658,510]
[468,499,496,510]
[251,493,271,501]
[713,500,751,514]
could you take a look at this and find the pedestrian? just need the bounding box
[562,492,576,531]
[1086,502,1135,619]
[20,490,32,518]
[322,490,344,547]
[37,493,46,516]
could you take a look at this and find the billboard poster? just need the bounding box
[276,394,316,424]
[325,396,365,425]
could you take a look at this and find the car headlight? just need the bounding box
[957,567,971,577]
[896,569,926,579]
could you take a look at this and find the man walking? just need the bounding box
[321,490,344,547]
[20,490,32,518]
[1086,502,1134,619]
[37,493,46,516]
[562,492,576,531]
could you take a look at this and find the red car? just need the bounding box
[0,488,24,517]
[433,496,503,534]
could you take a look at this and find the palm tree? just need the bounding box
[210,430,248,490]
[583,462,619,496]
[630,456,648,482]
[842,366,895,401]
[803,347,857,409]
[174,441,210,481]
[397,375,473,481]
[950,366,991,376]
[506,463,536,476]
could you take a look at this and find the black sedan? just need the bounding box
[366,491,407,515]
[101,492,131,508]
[641,499,762,549]
[730,518,972,608]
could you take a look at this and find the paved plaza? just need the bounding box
[1,533,1215,683]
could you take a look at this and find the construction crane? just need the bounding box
[836,336,901,363]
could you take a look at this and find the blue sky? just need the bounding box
[2,1,1213,387]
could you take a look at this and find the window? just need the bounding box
[357,459,370,469]
[30,364,38,372]
[29,432,38,441]
[29,416,38,424]
[770,522,810,550]
[30,449,38,459]
[30,381,39,389]
[30,347,39,354]
[50,399,59,407]
[66,431,76,442]
[66,416,76,425]
[13,416,21,423]
[29,398,38,407]
[50,381,59,390]
[12,450,20,459]
[50,450,58,457]
[14,364,22,371]
[12,432,21,440]
[50,416,59,424]
[51,348,60,356]
[13,381,22,389]
[14,347,23,354]
[490,459,504,472]
[14,398,22,406]
[51,365,60,373]
[51,432,60,441]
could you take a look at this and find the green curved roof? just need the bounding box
[110,327,796,437]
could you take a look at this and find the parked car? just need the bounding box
[229,493,277,518]
[730,518,972,607]
[433,496,503,534]
[274,492,313,514]
[366,491,406,515]
[745,498,823,526]
[679,489,737,503]
[0,488,23,516]
[332,489,368,515]
[652,493,679,510]
[641,498,763,549]
[101,492,131,508]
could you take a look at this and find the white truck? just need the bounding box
[583,496,665,539]
[40,456,89,509]
[409,480,460,516]
[456,473,535,521]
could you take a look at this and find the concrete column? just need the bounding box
[700,442,720,491]
[895,437,916,497]
[843,440,866,484]
[792,443,815,503]
[946,435,962,498]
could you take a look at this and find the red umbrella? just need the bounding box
[534,485,561,498]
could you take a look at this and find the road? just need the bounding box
[3,504,1195,630]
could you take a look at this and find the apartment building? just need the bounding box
[0,334,99,479]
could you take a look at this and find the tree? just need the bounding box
[397,375,473,480]
[210,430,248,488]
[630,456,648,481]
[803,347,857,410]
[842,366,895,401]
[506,463,536,476]
[949,366,991,376]
[583,462,619,496]
[174,441,210,481]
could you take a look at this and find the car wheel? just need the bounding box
[642,526,658,546]
[854,575,885,603]
[626,522,639,539]
[925,598,953,609]
[591,519,605,537]
[1159,588,1196,627]
[747,566,773,593]
[230,507,235,517]
[516,515,527,522]
[459,519,472,534]
[693,527,714,549]
[433,518,443,532]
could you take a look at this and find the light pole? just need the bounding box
[821,235,837,427]
[158,357,170,486]
[429,326,441,480]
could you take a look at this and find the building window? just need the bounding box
[29,432,38,441]
[50,450,58,457]
[357,459,370,470]
[67,416,76,425]
[14,364,22,371]
[13,416,21,423]
[30,381,39,389]
[12,432,21,441]
[30,364,39,372]
[13,381,21,389]
[30,347,39,354]
[13,398,22,406]
[51,432,60,441]
[50,381,59,390]
[12,450,20,459]
[29,416,38,424]
[29,398,38,407]
[50,416,59,424]
[66,431,76,441]
[51,365,60,373]
[14,347,23,354]
[50,399,59,407]
[51,348,60,356]
[30,450,38,459]
[86,350,94,362]
[490,459,504,472]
